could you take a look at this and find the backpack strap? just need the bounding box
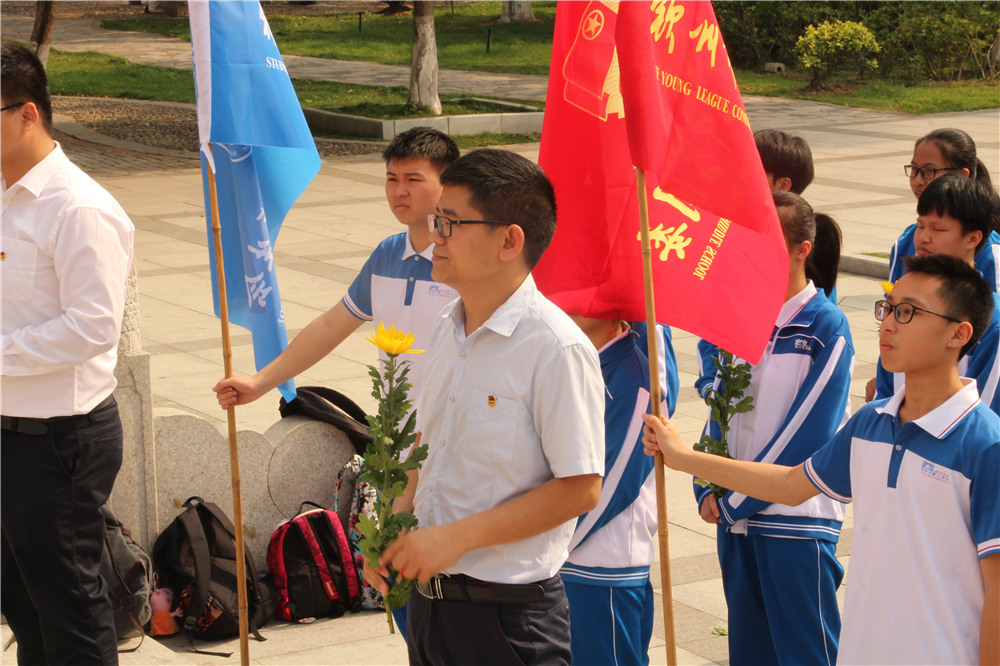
[177,507,213,648]
[102,523,146,653]
[294,516,342,604]
[191,502,267,643]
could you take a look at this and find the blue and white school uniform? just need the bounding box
[696,282,854,665]
[343,230,457,399]
[806,379,1000,665]
[877,292,1000,416]
[343,230,456,640]
[561,326,678,666]
[889,225,1000,293]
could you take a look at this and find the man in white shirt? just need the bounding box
[365,149,605,665]
[1,43,134,665]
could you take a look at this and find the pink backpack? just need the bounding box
[266,502,362,622]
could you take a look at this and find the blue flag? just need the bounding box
[189,0,321,401]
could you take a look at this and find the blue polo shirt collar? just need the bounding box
[876,378,981,439]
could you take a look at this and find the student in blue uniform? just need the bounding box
[875,174,1000,415]
[215,127,459,639]
[696,191,854,665]
[560,318,678,666]
[644,254,1000,666]
[890,127,998,292]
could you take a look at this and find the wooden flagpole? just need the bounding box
[205,143,251,666]
[636,167,678,666]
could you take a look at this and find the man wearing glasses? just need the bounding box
[643,253,999,665]
[871,174,1000,416]
[1,43,134,664]
[365,149,604,665]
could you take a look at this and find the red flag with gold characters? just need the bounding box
[534,0,788,363]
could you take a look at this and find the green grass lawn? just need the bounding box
[102,1,557,75]
[736,71,1000,114]
[45,49,542,116]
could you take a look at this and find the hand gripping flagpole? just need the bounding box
[636,167,679,666]
[206,143,252,666]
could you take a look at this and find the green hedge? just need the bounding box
[715,1,999,81]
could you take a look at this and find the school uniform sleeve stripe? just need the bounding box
[342,293,372,321]
[804,457,851,504]
[723,335,852,520]
[570,389,651,551]
[979,538,1000,557]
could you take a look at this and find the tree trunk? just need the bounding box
[500,1,534,24]
[30,1,55,68]
[408,1,441,115]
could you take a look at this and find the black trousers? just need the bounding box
[1,400,123,665]
[407,574,572,666]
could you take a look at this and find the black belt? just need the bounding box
[415,574,544,604]
[1,395,116,436]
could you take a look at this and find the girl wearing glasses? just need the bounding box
[890,128,998,293]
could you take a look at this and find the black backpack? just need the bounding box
[152,497,275,655]
[278,386,373,455]
[99,504,153,650]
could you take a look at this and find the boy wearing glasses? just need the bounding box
[214,127,458,414]
[872,174,1000,415]
[643,253,999,665]
[366,149,605,665]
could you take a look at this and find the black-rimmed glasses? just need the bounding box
[874,299,960,325]
[428,213,512,238]
[904,165,958,180]
[0,102,25,113]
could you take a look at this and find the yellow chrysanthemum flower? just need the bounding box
[366,323,425,356]
[880,280,894,295]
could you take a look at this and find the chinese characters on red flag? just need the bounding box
[533,0,788,363]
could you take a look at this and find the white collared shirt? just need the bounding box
[414,275,605,583]
[2,143,134,417]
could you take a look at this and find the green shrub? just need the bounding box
[796,20,880,90]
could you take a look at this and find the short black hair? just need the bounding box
[917,174,999,253]
[1,42,52,133]
[439,148,556,269]
[916,128,991,187]
[754,129,814,194]
[382,127,459,174]
[902,254,993,357]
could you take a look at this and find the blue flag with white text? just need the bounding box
[189,0,321,401]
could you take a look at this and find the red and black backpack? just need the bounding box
[266,502,362,622]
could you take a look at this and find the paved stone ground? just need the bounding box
[1,9,998,666]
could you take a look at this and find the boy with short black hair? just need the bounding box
[754,128,814,195]
[214,126,459,409]
[644,254,999,665]
[365,149,605,666]
[873,174,1000,414]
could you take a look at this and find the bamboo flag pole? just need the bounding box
[205,143,251,666]
[636,167,678,666]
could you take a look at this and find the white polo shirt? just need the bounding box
[414,274,605,584]
[805,379,1000,665]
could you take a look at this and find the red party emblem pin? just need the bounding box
[487,395,497,408]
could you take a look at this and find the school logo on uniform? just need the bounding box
[794,338,812,352]
[428,285,455,298]
[920,460,950,484]
[487,395,497,408]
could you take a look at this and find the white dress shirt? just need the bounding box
[414,275,605,583]
[2,143,134,417]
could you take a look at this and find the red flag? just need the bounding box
[534,1,788,363]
